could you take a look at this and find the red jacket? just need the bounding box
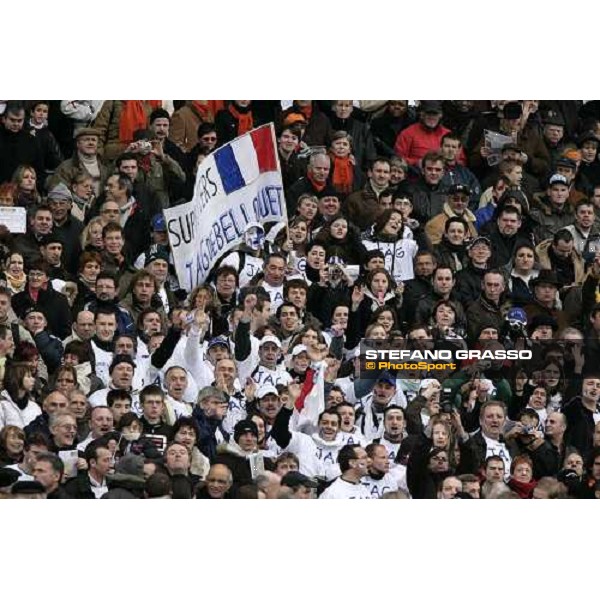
[395,122,465,166]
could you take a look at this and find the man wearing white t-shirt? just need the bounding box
[320,444,372,499]
[361,443,399,498]
[257,253,286,314]
[458,400,513,477]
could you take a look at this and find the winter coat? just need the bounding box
[328,114,377,172]
[0,128,44,185]
[287,176,337,215]
[535,238,585,285]
[12,286,72,340]
[169,103,206,152]
[433,239,468,273]
[192,405,229,462]
[455,263,488,305]
[281,104,333,148]
[213,442,255,491]
[0,390,42,430]
[343,182,386,232]
[465,294,512,340]
[92,100,154,161]
[28,125,63,173]
[529,194,575,243]
[52,215,83,274]
[47,153,110,195]
[424,204,478,246]
[395,122,451,167]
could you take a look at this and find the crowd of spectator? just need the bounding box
[1,99,600,499]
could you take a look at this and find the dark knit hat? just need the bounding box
[109,354,136,374]
[233,419,259,443]
[11,480,46,495]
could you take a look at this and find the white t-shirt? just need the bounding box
[261,281,285,313]
[320,477,373,499]
[221,252,264,288]
[361,472,399,498]
[482,432,512,480]
[362,238,418,283]
[379,437,401,462]
[251,365,292,388]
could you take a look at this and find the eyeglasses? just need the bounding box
[201,136,217,142]
[28,271,46,278]
[59,424,77,431]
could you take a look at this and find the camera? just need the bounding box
[134,140,153,154]
[441,387,454,413]
[505,319,527,341]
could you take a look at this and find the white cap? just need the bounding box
[255,384,279,399]
[291,344,308,358]
[419,378,439,391]
[259,335,282,349]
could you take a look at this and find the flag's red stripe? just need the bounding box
[295,368,315,412]
[251,126,277,173]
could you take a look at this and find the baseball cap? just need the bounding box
[151,214,167,232]
[255,384,279,400]
[544,114,565,127]
[144,244,170,266]
[291,344,309,358]
[281,471,318,489]
[548,173,569,187]
[419,100,443,113]
[207,336,230,351]
[555,157,577,170]
[259,335,282,349]
[468,236,492,249]
[448,183,471,196]
[507,307,527,325]
[377,371,397,387]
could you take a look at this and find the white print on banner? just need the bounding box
[164,125,288,291]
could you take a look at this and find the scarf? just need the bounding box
[228,103,254,135]
[508,477,537,499]
[29,119,47,130]
[118,101,148,144]
[119,198,136,227]
[6,271,27,293]
[28,282,47,303]
[92,335,114,353]
[330,154,354,194]
[307,171,326,192]
[13,391,31,411]
[137,153,153,174]
[191,101,212,121]
[74,362,93,395]
[79,273,96,291]
[370,180,388,198]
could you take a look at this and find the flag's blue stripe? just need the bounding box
[214,145,246,194]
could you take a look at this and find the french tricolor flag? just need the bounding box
[213,125,278,195]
